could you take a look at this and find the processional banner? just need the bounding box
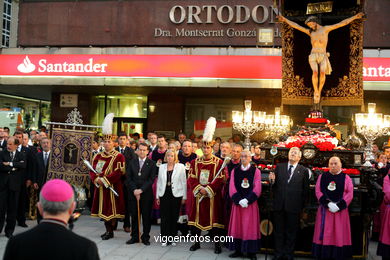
[47,128,94,187]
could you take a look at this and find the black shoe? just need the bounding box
[142,240,150,246]
[189,243,200,251]
[229,251,243,258]
[101,232,114,240]
[126,238,139,244]
[101,232,108,238]
[248,253,257,260]
[214,243,222,254]
[18,223,28,228]
[5,233,13,239]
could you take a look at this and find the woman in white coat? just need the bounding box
[156,149,187,246]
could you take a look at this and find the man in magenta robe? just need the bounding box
[228,149,261,260]
[377,171,390,260]
[312,156,353,259]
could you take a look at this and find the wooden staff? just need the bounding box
[137,198,141,243]
[265,146,278,260]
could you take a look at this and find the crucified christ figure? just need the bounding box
[278,12,364,105]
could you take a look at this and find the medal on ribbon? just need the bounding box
[185,162,191,171]
[327,181,336,191]
[241,178,250,188]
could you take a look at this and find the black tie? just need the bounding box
[10,152,14,161]
[121,148,124,154]
[287,165,294,183]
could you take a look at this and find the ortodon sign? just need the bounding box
[0,54,389,81]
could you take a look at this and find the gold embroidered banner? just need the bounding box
[47,128,94,187]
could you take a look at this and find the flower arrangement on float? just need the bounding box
[275,128,339,151]
[312,167,361,175]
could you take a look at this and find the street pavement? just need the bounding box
[0,215,381,260]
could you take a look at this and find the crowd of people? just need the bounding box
[0,124,390,260]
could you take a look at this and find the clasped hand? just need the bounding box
[328,202,339,213]
[239,198,248,208]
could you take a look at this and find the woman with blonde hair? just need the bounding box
[156,149,187,246]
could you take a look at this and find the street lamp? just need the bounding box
[355,103,390,162]
[232,100,266,149]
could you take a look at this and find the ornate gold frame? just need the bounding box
[281,21,364,107]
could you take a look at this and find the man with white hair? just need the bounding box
[216,141,231,159]
[312,156,353,260]
[3,179,99,260]
[228,150,262,260]
[269,147,310,260]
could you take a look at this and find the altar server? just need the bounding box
[312,156,353,260]
[377,170,390,260]
[228,149,261,260]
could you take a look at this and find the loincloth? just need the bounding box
[308,52,332,75]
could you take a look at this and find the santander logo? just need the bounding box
[17,56,36,73]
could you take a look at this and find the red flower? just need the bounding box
[313,141,335,151]
[305,118,328,124]
[311,167,360,175]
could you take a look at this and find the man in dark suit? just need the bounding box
[3,179,100,260]
[269,147,310,260]
[86,137,101,211]
[0,136,26,238]
[34,137,51,223]
[116,132,135,233]
[125,143,157,245]
[0,128,8,152]
[14,131,36,228]
[147,132,158,154]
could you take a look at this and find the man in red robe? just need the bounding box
[187,117,226,254]
[90,133,126,240]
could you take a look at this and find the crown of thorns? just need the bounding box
[305,16,320,25]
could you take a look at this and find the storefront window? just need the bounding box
[91,95,147,135]
[185,98,243,141]
[0,94,51,133]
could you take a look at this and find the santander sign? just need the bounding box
[0,54,389,81]
[17,55,108,74]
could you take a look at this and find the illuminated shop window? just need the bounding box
[92,95,148,124]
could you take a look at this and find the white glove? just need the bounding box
[328,202,339,213]
[239,199,249,208]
